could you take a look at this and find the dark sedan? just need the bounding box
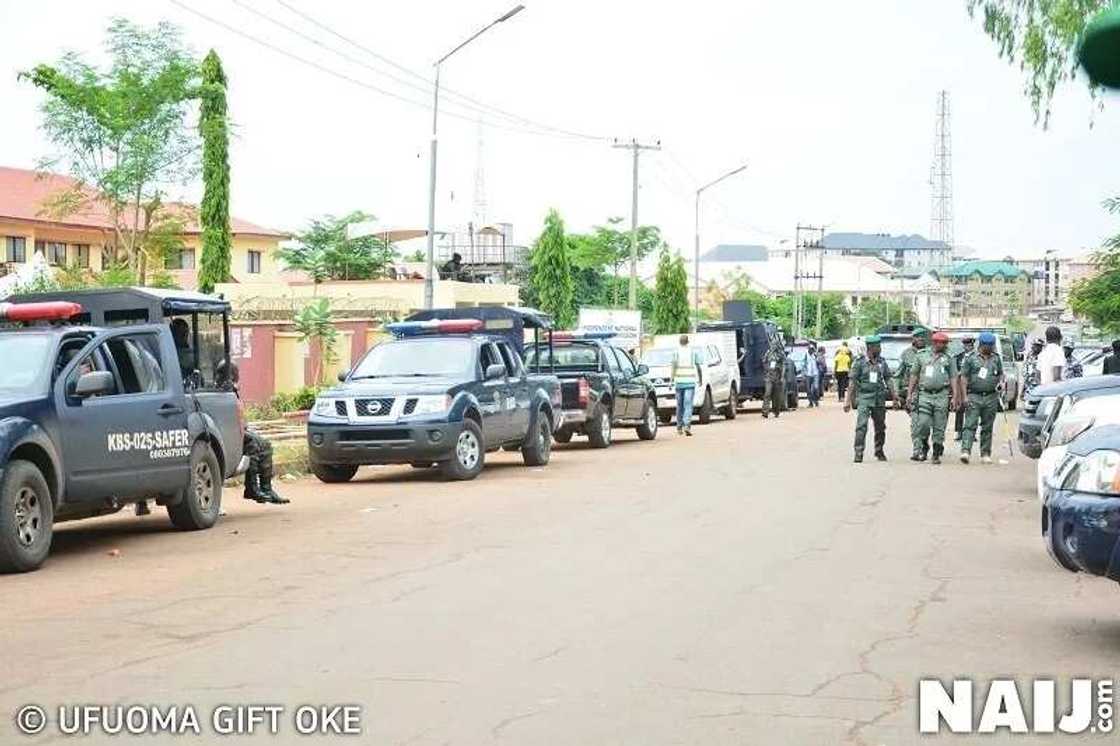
[1043,424,1120,580]
[1019,375,1120,458]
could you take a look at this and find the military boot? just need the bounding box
[854,451,864,463]
[875,450,886,461]
[257,456,290,505]
[243,472,268,503]
[931,444,943,465]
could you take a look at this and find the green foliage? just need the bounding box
[850,297,917,336]
[293,298,339,384]
[966,0,1109,125]
[9,260,181,295]
[652,247,691,335]
[1070,249,1120,333]
[529,209,576,328]
[247,386,323,419]
[21,18,200,266]
[197,50,231,293]
[1003,314,1034,334]
[568,217,661,306]
[278,211,394,282]
[405,249,426,262]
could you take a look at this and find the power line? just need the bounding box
[267,0,612,142]
[168,0,604,142]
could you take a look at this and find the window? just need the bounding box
[34,240,45,257]
[247,250,262,274]
[495,342,523,377]
[75,244,90,268]
[479,343,505,375]
[707,345,722,365]
[46,242,67,265]
[165,248,196,270]
[105,335,166,394]
[604,347,621,373]
[5,236,26,263]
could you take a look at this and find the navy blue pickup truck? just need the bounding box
[0,289,247,573]
[308,316,562,482]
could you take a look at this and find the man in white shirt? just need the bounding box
[1037,326,1066,386]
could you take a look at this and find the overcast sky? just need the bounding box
[1,0,1117,260]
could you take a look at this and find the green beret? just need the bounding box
[865,335,882,344]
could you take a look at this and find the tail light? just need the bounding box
[578,379,590,408]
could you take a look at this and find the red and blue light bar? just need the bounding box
[0,301,83,322]
[386,319,485,337]
[551,330,617,342]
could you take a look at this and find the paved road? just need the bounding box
[4,399,1118,744]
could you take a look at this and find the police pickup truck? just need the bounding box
[0,289,246,573]
[524,332,658,448]
[307,317,562,481]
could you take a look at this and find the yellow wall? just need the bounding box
[273,332,306,393]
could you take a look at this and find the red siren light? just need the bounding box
[0,301,83,322]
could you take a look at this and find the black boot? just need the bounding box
[875,451,887,461]
[854,452,864,463]
[931,444,943,465]
[243,472,268,503]
[257,450,289,505]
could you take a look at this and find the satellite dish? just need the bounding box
[1079,4,1120,87]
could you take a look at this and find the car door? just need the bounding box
[615,347,648,417]
[602,346,630,418]
[55,328,191,502]
[496,341,530,439]
[707,345,730,402]
[477,342,512,444]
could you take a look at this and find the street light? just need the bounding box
[693,163,749,323]
[424,4,525,309]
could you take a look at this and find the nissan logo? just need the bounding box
[367,401,382,414]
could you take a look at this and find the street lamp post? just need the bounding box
[424,4,525,309]
[693,163,749,324]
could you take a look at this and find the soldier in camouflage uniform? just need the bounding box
[1022,338,1044,396]
[907,331,961,465]
[844,335,893,463]
[959,331,1004,465]
[761,331,786,419]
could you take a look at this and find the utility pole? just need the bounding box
[793,224,826,338]
[613,138,661,309]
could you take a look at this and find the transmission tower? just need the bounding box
[930,90,954,262]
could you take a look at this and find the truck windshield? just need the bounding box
[880,339,911,364]
[525,343,600,369]
[352,338,475,379]
[0,334,53,397]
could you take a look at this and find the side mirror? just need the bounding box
[337,368,350,382]
[637,364,650,376]
[74,370,115,398]
[485,364,506,381]
[216,359,239,386]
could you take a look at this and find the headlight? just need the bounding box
[1050,416,1095,448]
[408,395,451,416]
[312,397,345,418]
[1067,449,1120,495]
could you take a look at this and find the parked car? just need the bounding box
[1042,424,1120,580]
[0,289,247,573]
[524,332,657,447]
[648,332,739,424]
[696,319,779,404]
[1036,392,1120,502]
[308,316,561,482]
[1019,376,1120,458]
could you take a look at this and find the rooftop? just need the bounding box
[701,244,769,262]
[0,166,287,238]
[822,232,949,251]
[944,260,1028,280]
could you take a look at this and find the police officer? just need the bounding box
[761,332,786,419]
[953,335,976,442]
[845,335,892,462]
[959,331,1004,465]
[907,330,961,465]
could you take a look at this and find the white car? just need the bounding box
[644,333,739,424]
[1037,392,1120,502]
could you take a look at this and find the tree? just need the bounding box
[851,297,917,335]
[22,19,200,276]
[293,298,339,385]
[569,217,662,306]
[652,247,691,335]
[196,50,231,293]
[965,1,1109,125]
[529,209,576,328]
[277,211,394,282]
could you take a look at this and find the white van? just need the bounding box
[645,332,740,424]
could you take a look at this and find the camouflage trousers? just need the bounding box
[853,402,886,456]
[961,392,1000,456]
[913,390,950,454]
[762,375,783,416]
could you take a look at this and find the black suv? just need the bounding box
[524,333,658,447]
[0,289,245,572]
[308,316,562,482]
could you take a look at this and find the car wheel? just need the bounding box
[168,442,223,531]
[312,463,359,483]
[587,404,613,448]
[723,385,738,420]
[698,389,713,424]
[521,410,553,466]
[0,460,53,573]
[554,428,573,444]
[440,419,485,480]
[636,399,658,440]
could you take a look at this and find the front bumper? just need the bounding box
[1043,489,1120,579]
[308,420,464,465]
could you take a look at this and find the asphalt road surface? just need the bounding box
[4,398,1118,745]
